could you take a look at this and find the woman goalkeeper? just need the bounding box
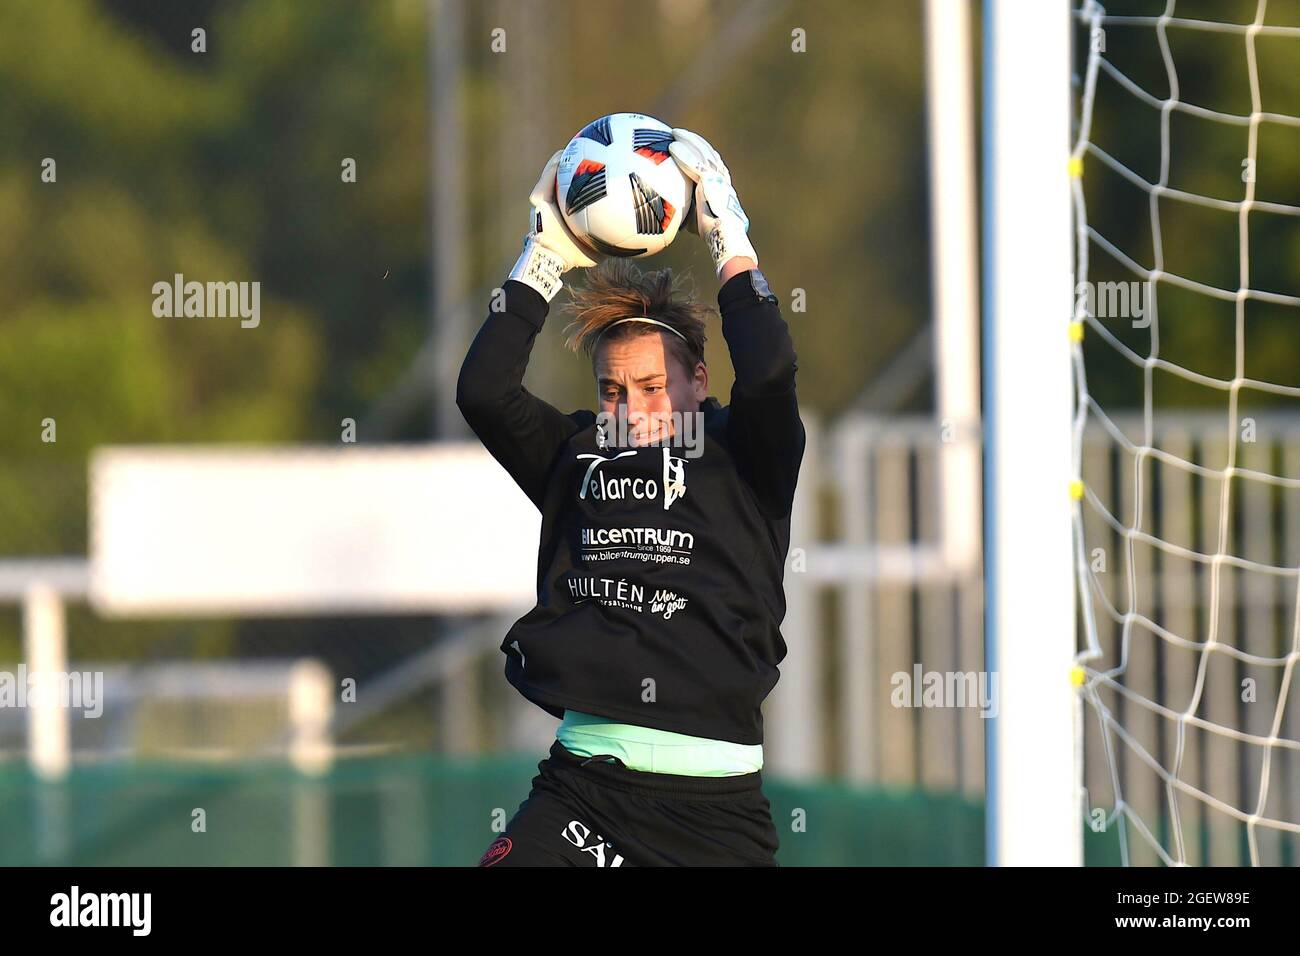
[457,128,805,867]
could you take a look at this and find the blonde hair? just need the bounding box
[560,258,712,375]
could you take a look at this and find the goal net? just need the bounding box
[1072,0,1300,865]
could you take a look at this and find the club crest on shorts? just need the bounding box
[478,836,512,866]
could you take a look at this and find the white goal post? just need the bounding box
[982,0,1082,866]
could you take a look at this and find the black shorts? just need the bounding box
[478,740,781,867]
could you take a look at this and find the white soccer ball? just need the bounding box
[555,113,691,259]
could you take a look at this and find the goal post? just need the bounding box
[982,0,1081,866]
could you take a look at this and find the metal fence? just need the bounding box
[770,414,984,794]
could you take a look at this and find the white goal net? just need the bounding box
[1072,0,1300,865]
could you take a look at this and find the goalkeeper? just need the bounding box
[457,129,805,867]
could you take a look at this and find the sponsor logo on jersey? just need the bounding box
[580,527,694,548]
[663,450,686,509]
[576,447,687,511]
[565,574,690,620]
[567,574,645,612]
[649,589,688,620]
[579,526,694,566]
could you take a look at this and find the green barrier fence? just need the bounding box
[0,754,1124,866]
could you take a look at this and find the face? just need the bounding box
[595,331,708,446]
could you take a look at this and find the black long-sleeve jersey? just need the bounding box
[455,269,805,745]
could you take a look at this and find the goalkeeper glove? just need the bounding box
[668,128,758,277]
[508,149,600,302]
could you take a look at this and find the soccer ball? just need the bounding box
[556,113,691,258]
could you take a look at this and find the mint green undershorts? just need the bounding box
[555,709,764,777]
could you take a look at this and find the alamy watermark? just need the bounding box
[1075,279,1153,328]
[152,273,260,328]
[0,665,103,718]
[891,665,999,718]
[50,886,150,936]
[595,409,705,458]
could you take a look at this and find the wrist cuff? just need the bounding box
[509,238,566,302]
[710,227,758,277]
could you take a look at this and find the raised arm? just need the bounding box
[717,269,804,518]
[456,281,585,510]
[669,128,805,518]
[456,149,603,509]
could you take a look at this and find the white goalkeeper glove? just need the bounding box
[668,128,758,277]
[508,149,601,302]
